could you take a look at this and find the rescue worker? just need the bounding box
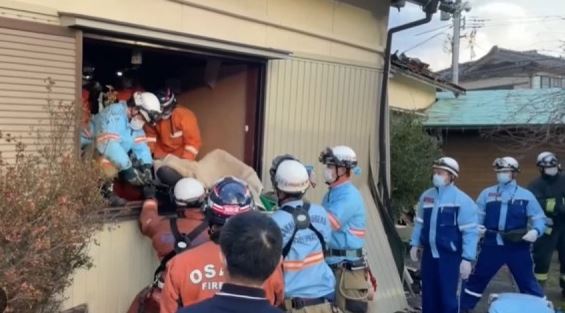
[460,157,546,312]
[160,177,284,313]
[269,155,336,313]
[319,146,369,313]
[530,152,565,295]
[179,211,285,313]
[144,88,202,187]
[80,91,161,205]
[127,177,209,313]
[410,157,479,313]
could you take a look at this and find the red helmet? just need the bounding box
[205,176,254,225]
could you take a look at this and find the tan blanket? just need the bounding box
[154,150,264,209]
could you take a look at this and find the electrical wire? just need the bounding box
[401,32,447,54]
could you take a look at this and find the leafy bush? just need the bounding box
[0,79,106,312]
[390,112,441,220]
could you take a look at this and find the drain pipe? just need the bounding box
[378,1,439,214]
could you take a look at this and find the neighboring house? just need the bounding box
[424,89,565,198]
[437,46,565,91]
[0,1,414,312]
[390,53,465,111]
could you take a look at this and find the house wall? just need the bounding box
[176,65,251,160]
[62,221,159,313]
[389,73,436,111]
[0,1,404,312]
[440,131,548,198]
[461,76,531,91]
[263,57,406,312]
[0,0,386,67]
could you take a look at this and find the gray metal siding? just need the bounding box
[263,57,407,312]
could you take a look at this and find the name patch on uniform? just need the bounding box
[487,192,500,202]
[188,264,225,291]
[423,197,434,204]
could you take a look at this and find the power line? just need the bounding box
[401,32,447,54]
[415,24,452,36]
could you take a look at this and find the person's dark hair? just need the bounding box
[219,211,283,283]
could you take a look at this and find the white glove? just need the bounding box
[522,229,539,243]
[478,225,486,237]
[460,260,472,280]
[410,246,420,262]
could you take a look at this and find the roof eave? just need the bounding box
[392,64,466,95]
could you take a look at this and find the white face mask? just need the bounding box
[324,168,336,184]
[432,174,448,187]
[129,117,145,130]
[544,167,559,176]
[496,172,512,184]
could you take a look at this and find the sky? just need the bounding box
[389,0,565,71]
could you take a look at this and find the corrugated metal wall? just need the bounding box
[263,57,407,312]
[0,23,77,160]
[62,221,159,313]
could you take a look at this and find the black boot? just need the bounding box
[102,182,127,207]
[156,166,183,187]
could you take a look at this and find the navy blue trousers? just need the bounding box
[421,248,461,313]
[460,244,544,311]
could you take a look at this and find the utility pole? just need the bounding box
[451,0,462,84]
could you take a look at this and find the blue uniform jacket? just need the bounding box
[477,180,546,246]
[411,183,479,261]
[80,103,152,171]
[321,181,367,265]
[271,200,335,299]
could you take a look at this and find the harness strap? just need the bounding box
[280,202,326,259]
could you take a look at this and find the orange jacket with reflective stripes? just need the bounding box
[144,106,202,160]
[160,241,284,313]
[138,199,209,260]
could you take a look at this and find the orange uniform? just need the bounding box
[81,89,91,127]
[138,199,209,259]
[127,200,210,313]
[144,107,202,160]
[160,241,285,313]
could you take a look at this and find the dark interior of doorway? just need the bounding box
[83,37,264,167]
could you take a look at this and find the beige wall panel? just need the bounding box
[0,32,74,48]
[1,40,75,56]
[329,41,381,67]
[180,4,267,48]
[4,0,386,65]
[176,65,249,160]
[0,62,76,76]
[62,221,159,313]
[266,26,332,57]
[0,83,74,93]
[0,22,77,164]
[0,76,75,88]
[461,76,530,90]
[0,90,75,100]
[263,57,406,312]
[0,25,75,42]
[332,1,384,48]
[389,74,436,111]
[267,0,334,33]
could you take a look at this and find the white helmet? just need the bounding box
[273,159,310,194]
[174,177,206,206]
[319,145,358,169]
[537,151,559,168]
[493,156,520,172]
[432,157,460,177]
[133,91,162,123]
